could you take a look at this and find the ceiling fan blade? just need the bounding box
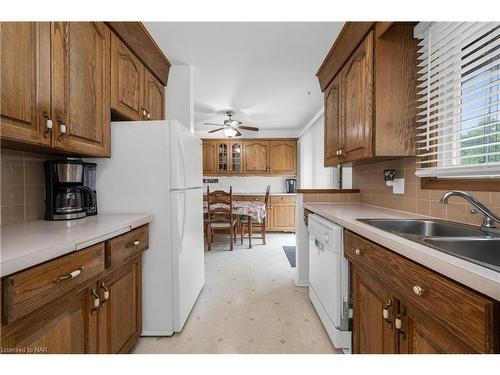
[238,125,259,132]
[235,129,242,137]
[208,127,225,133]
[202,122,224,126]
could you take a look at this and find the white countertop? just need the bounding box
[0,214,152,278]
[303,203,500,301]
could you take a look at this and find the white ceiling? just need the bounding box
[144,22,344,134]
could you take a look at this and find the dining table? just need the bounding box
[203,200,267,248]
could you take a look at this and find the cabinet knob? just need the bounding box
[412,285,425,296]
[43,112,53,138]
[355,248,362,256]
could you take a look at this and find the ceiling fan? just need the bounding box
[202,111,259,137]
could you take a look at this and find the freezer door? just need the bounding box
[170,187,205,331]
[170,121,202,190]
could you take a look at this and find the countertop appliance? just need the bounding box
[44,159,95,220]
[308,214,351,353]
[88,120,204,336]
[285,178,296,193]
[83,162,98,216]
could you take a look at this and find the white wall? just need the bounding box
[298,111,352,189]
[165,65,194,132]
[203,176,291,194]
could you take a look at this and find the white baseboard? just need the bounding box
[141,330,175,337]
[293,278,309,287]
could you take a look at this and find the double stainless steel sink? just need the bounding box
[357,218,500,272]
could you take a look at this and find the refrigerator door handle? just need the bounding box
[176,191,186,254]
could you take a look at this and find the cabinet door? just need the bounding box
[324,74,342,166]
[268,140,297,175]
[98,258,142,354]
[202,140,217,175]
[341,31,373,162]
[352,266,397,354]
[51,22,111,157]
[144,69,165,120]
[397,302,477,354]
[0,284,98,354]
[243,140,269,174]
[269,204,295,231]
[229,141,243,174]
[216,140,230,174]
[0,22,51,146]
[110,33,145,121]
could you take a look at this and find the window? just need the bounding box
[414,22,500,178]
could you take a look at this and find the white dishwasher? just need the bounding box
[308,214,351,353]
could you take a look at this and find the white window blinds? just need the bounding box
[414,22,500,178]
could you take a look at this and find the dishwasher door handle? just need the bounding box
[314,238,325,251]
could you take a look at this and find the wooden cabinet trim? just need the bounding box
[106,22,171,86]
[316,22,375,91]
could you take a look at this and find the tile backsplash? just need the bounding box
[352,156,500,226]
[1,149,46,225]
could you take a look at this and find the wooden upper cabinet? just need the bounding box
[324,75,342,166]
[318,23,416,166]
[51,22,111,157]
[111,33,165,122]
[0,22,51,147]
[143,69,165,121]
[341,31,373,162]
[111,33,144,121]
[203,139,297,176]
[268,140,297,175]
[243,140,269,174]
[202,140,217,175]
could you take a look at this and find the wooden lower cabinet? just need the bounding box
[1,283,97,354]
[346,230,500,354]
[1,225,148,354]
[352,268,396,354]
[98,257,142,354]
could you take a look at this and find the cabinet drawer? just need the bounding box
[2,243,105,324]
[270,195,295,204]
[232,195,247,201]
[344,231,497,353]
[106,225,149,268]
[244,195,265,202]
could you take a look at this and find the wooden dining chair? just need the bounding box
[241,185,270,245]
[206,186,238,251]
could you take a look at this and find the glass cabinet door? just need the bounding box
[217,142,228,173]
[230,141,242,173]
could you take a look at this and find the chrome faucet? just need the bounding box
[440,191,500,229]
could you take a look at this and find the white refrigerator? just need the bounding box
[89,120,205,335]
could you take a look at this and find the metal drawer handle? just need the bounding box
[100,283,110,305]
[53,265,85,283]
[90,289,100,313]
[413,285,425,296]
[314,238,324,251]
[43,112,53,138]
[355,248,362,256]
[126,240,140,248]
[57,118,67,141]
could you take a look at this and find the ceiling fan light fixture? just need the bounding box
[223,127,238,138]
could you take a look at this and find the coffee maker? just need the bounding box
[83,162,98,216]
[44,159,96,220]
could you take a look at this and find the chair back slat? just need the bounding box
[206,186,233,224]
[264,185,271,208]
